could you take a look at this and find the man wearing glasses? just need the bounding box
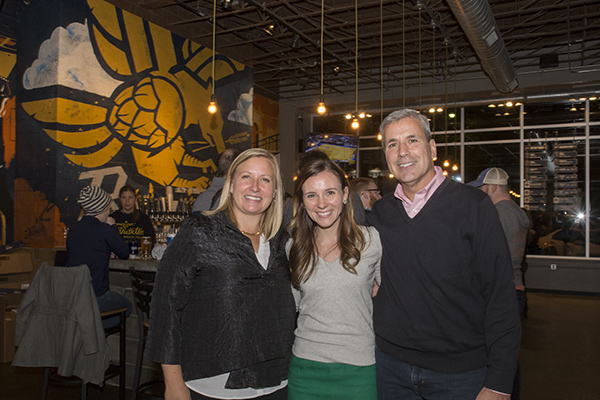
[350,178,382,214]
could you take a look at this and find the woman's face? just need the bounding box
[230,156,276,220]
[119,190,136,214]
[302,170,349,232]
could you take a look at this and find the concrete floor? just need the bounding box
[1,292,599,399]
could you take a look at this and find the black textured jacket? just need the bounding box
[145,212,296,389]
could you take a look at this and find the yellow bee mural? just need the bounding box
[20,0,252,190]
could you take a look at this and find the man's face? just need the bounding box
[383,117,437,196]
[361,182,381,209]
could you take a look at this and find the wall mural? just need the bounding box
[0,30,17,245]
[15,0,253,246]
[253,93,280,151]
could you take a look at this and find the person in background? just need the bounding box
[467,167,530,313]
[287,159,381,400]
[350,177,382,213]
[66,185,131,329]
[467,167,531,400]
[111,184,156,248]
[146,148,296,400]
[283,150,367,229]
[369,109,521,400]
[192,148,241,214]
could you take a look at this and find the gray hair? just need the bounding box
[379,109,432,147]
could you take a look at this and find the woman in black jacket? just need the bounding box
[146,148,296,400]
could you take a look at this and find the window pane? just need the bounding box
[464,142,521,187]
[313,114,348,134]
[524,101,585,125]
[356,149,396,195]
[464,104,520,129]
[423,109,460,133]
[525,127,585,140]
[359,136,383,148]
[435,144,462,182]
[526,140,587,257]
[590,139,600,256]
[590,99,600,122]
[465,129,520,142]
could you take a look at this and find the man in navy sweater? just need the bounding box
[368,109,521,400]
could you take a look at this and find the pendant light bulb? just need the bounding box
[443,160,450,167]
[317,96,327,115]
[208,94,218,114]
[452,164,458,171]
[351,118,360,130]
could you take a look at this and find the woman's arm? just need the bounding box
[162,364,191,400]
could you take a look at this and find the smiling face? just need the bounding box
[302,170,349,233]
[383,117,437,200]
[119,190,136,214]
[229,156,276,221]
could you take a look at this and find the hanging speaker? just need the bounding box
[539,54,559,69]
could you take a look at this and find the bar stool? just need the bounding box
[129,267,164,400]
[41,307,127,399]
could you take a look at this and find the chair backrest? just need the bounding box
[129,267,156,322]
[13,263,111,385]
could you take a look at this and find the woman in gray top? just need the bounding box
[287,159,381,400]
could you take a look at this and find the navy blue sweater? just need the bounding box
[66,216,129,297]
[368,179,521,394]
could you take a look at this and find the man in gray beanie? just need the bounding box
[66,185,131,329]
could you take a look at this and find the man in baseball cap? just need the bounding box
[468,167,530,400]
[66,186,131,329]
[467,167,509,188]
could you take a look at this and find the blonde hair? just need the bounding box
[205,148,284,241]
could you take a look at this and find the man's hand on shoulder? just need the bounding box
[476,387,511,400]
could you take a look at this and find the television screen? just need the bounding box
[305,133,358,164]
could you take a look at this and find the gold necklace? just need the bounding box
[240,229,261,236]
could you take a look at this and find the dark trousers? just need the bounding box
[375,347,487,400]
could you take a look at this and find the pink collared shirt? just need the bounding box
[394,166,446,218]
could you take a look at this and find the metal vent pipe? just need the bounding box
[446,0,519,93]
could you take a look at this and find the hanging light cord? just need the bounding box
[445,44,448,135]
[211,0,217,96]
[320,0,324,98]
[355,0,358,115]
[454,51,458,167]
[418,8,422,109]
[402,0,405,107]
[380,0,383,122]
[432,23,436,132]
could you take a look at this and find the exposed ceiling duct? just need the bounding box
[446,0,519,93]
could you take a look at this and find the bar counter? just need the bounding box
[109,257,160,272]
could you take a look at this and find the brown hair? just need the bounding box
[119,184,140,221]
[289,159,366,287]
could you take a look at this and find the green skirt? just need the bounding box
[288,355,377,400]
